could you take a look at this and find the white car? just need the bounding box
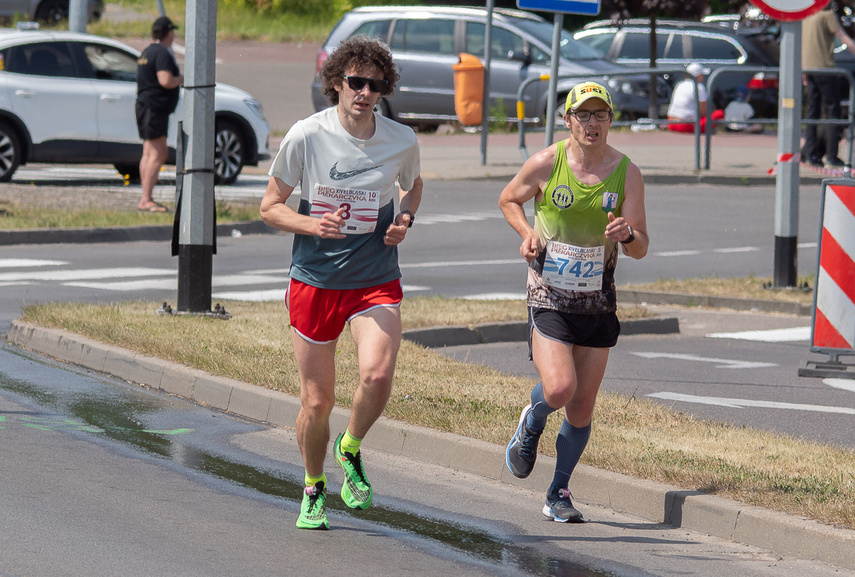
[0,27,270,183]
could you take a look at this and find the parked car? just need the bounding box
[0,27,270,183]
[311,6,671,129]
[574,19,780,118]
[0,0,103,24]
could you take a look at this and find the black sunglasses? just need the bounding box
[342,75,388,93]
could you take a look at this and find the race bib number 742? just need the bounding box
[542,241,604,291]
[312,184,380,234]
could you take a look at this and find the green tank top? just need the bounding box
[528,140,630,314]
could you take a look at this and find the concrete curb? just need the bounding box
[6,319,855,571]
[0,220,278,246]
[402,316,680,348]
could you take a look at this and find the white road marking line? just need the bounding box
[0,267,174,282]
[713,246,759,253]
[212,284,430,302]
[0,259,68,268]
[707,326,811,342]
[65,279,176,291]
[415,212,504,225]
[825,378,855,394]
[647,392,855,415]
[400,259,521,269]
[654,250,702,257]
[630,352,777,369]
[212,289,286,302]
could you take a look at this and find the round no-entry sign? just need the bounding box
[749,0,830,21]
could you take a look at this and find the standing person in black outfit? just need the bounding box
[801,3,855,169]
[135,16,183,212]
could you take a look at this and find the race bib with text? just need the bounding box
[542,241,604,291]
[312,184,380,234]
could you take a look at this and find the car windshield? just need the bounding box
[511,17,605,60]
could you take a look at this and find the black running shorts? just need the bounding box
[528,306,620,358]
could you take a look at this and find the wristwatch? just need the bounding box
[401,210,415,228]
[622,224,635,244]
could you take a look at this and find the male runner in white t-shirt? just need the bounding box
[260,36,422,531]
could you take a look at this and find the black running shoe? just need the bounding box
[506,404,541,478]
[543,488,584,523]
[823,156,846,168]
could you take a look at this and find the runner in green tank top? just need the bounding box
[499,81,649,523]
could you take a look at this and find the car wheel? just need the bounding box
[214,119,244,185]
[549,93,568,128]
[0,123,22,183]
[374,98,392,119]
[114,163,141,184]
[415,123,440,134]
[35,0,68,23]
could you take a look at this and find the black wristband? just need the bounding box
[622,224,635,244]
[401,210,415,228]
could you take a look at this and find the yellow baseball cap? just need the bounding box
[565,81,613,113]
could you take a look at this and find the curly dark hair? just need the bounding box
[320,35,399,105]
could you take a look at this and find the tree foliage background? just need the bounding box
[599,0,751,21]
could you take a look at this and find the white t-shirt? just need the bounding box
[667,79,708,120]
[724,100,756,131]
[269,107,421,289]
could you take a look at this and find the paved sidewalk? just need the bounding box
[415,128,835,185]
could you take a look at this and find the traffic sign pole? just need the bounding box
[517,0,601,147]
[774,20,802,287]
[544,13,563,147]
[749,0,829,287]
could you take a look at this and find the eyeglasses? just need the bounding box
[570,110,612,122]
[342,75,389,93]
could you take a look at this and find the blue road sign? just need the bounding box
[517,0,601,15]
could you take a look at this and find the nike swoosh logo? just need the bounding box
[329,162,384,181]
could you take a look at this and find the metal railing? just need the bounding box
[515,66,855,173]
[704,65,855,170]
[516,68,700,168]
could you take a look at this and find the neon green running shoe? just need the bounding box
[296,481,329,530]
[334,432,373,510]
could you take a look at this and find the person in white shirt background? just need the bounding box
[666,62,724,134]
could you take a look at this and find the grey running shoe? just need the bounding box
[506,404,541,478]
[543,488,584,523]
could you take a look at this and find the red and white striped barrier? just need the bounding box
[802,181,855,378]
[814,182,855,349]
[768,152,799,175]
[769,152,855,177]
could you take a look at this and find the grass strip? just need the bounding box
[623,275,815,305]
[0,201,260,230]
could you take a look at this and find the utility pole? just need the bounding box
[176,0,218,313]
